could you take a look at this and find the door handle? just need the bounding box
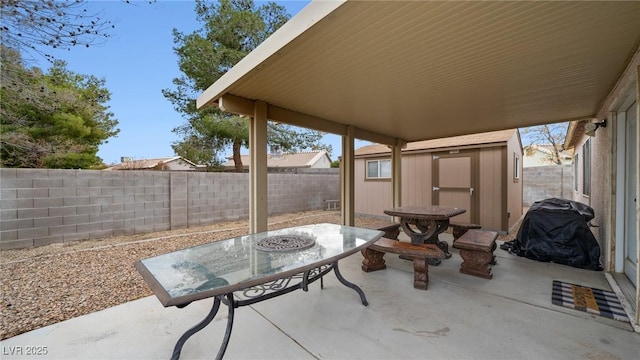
[433,186,440,192]
[469,187,474,196]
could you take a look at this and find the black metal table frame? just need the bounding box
[171,261,367,360]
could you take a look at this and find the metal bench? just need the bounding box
[361,238,444,290]
[452,229,498,279]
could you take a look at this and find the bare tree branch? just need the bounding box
[0,0,116,61]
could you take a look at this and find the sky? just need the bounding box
[31,0,367,165]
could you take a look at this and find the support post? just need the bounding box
[341,126,355,226]
[391,140,403,210]
[250,101,268,233]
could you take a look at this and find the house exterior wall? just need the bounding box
[164,159,196,171]
[0,168,339,250]
[569,133,609,256]
[309,154,332,168]
[354,140,520,232]
[566,54,638,326]
[523,150,554,167]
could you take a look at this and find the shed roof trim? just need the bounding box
[355,129,517,156]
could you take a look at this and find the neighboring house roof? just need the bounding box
[222,150,331,169]
[525,144,573,157]
[523,144,573,167]
[105,156,203,171]
[563,119,590,151]
[355,129,518,156]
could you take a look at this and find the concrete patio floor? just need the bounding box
[2,234,639,359]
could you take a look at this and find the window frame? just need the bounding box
[582,140,591,196]
[365,159,392,180]
[573,154,579,192]
[513,153,520,181]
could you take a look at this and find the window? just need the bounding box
[366,159,391,179]
[573,154,579,191]
[513,154,520,180]
[582,140,591,196]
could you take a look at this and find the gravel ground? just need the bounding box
[0,210,520,340]
[0,211,385,340]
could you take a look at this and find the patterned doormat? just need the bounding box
[551,280,629,322]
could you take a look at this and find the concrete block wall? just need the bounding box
[0,168,339,249]
[523,165,574,207]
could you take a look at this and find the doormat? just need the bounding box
[551,280,629,322]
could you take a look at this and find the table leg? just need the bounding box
[399,218,452,262]
[171,293,235,360]
[332,262,368,306]
[427,221,451,258]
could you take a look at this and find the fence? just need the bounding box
[0,168,339,249]
[522,165,574,207]
[1,166,573,249]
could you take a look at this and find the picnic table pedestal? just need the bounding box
[384,206,466,265]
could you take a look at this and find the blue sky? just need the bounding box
[31,0,364,165]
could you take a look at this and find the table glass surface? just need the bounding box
[136,223,382,306]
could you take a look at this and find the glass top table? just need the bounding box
[134,223,383,359]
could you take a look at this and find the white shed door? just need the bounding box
[432,151,478,224]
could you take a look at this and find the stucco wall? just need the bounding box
[569,130,610,264]
[0,168,339,249]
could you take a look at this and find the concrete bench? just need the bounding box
[364,221,401,240]
[324,199,340,211]
[361,238,445,290]
[452,229,498,279]
[449,222,481,240]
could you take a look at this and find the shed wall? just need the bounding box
[354,143,516,232]
[478,147,504,231]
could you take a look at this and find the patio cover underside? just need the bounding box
[196,0,640,237]
[198,1,640,145]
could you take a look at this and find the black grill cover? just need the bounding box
[503,198,602,270]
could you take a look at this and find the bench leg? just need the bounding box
[412,257,429,290]
[458,249,493,279]
[489,242,497,265]
[361,248,386,272]
[387,228,400,240]
[452,228,467,241]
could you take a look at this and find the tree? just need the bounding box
[163,0,326,172]
[520,123,569,165]
[0,46,119,168]
[0,0,117,62]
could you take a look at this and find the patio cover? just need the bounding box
[197,0,640,230]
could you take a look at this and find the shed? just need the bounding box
[354,129,523,233]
